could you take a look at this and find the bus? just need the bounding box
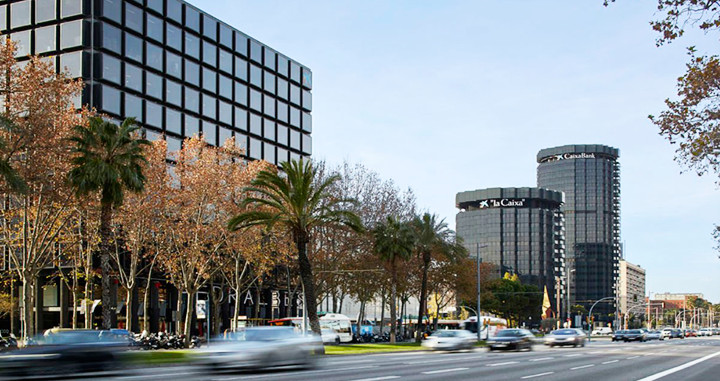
[463,316,508,339]
[268,314,353,343]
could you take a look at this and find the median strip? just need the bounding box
[421,367,469,375]
[521,372,554,379]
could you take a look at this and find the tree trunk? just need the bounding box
[99,202,113,330]
[296,236,320,335]
[125,284,134,333]
[416,252,430,343]
[84,273,92,329]
[183,291,195,347]
[21,276,34,342]
[233,286,241,331]
[71,270,78,329]
[389,274,397,344]
[176,288,184,334]
[379,289,386,335]
[356,300,365,339]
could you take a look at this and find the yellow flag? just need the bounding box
[541,285,552,319]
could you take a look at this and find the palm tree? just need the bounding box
[228,158,363,336]
[67,117,149,330]
[373,216,415,344]
[412,213,450,342]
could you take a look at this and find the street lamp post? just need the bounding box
[476,243,488,343]
[587,297,615,341]
[566,268,575,327]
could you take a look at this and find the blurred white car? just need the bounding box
[591,327,613,335]
[646,330,664,340]
[698,328,713,337]
[421,329,476,351]
[321,329,341,345]
[196,327,323,371]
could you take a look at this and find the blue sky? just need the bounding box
[188,1,720,302]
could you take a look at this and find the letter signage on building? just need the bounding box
[478,198,526,209]
[540,152,601,163]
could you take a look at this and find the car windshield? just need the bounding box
[496,330,522,337]
[551,329,577,335]
[229,328,297,341]
[42,330,103,345]
[432,331,458,337]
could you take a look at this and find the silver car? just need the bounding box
[197,327,323,371]
[544,328,586,347]
[422,330,476,351]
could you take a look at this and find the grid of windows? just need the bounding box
[537,145,620,316]
[456,188,566,314]
[0,0,311,164]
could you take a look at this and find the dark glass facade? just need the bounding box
[0,0,312,164]
[456,187,566,314]
[537,144,620,316]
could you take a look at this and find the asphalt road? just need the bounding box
[110,336,720,381]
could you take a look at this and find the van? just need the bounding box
[591,327,613,335]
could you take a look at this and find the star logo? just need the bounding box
[479,200,489,208]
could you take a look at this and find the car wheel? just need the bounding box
[488,347,494,352]
[335,337,340,345]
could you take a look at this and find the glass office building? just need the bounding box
[537,145,620,317]
[0,0,312,164]
[456,187,566,315]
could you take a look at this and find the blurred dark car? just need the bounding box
[611,330,627,342]
[487,329,534,351]
[544,328,586,347]
[196,327,323,371]
[623,329,647,342]
[0,329,126,379]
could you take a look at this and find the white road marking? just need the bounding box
[530,357,553,362]
[570,364,595,370]
[564,354,582,357]
[404,356,481,365]
[421,367,469,375]
[349,377,400,381]
[636,350,720,381]
[627,356,640,359]
[602,360,619,364]
[486,361,519,367]
[521,372,554,379]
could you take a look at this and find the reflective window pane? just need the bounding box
[235,32,248,57]
[264,49,276,71]
[185,60,199,86]
[11,1,30,29]
[277,101,288,123]
[235,82,247,105]
[185,32,199,57]
[125,33,143,62]
[167,23,182,51]
[61,0,82,18]
[249,113,261,136]
[166,51,182,79]
[249,137,261,159]
[219,100,231,125]
[185,6,199,32]
[203,40,216,67]
[36,0,57,23]
[203,14,217,40]
[124,93,143,122]
[60,51,82,78]
[219,126,232,146]
[146,72,163,100]
[290,106,300,127]
[147,0,163,14]
[146,101,162,127]
[167,0,182,23]
[220,24,232,48]
[202,121,216,146]
[125,3,142,31]
[35,25,56,54]
[185,115,199,137]
[302,69,312,89]
[60,20,83,49]
[219,49,232,74]
[250,64,261,87]
[249,40,262,63]
[219,74,232,100]
[277,78,288,100]
[234,107,247,131]
[11,30,31,57]
[235,56,247,82]
[302,134,312,154]
[290,62,301,83]
[166,108,182,135]
[0,6,6,31]
[102,54,121,84]
[103,0,121,24]
[263,95,275,118]
[264,71,275,93]
[277,55,289,78]
[302,89,312,111]
[290,129,300,150]
[263,118,275,140]
[124,62,143,92]
[147,42,163,71]
[202,94,216,118]
[302,111,312,132]
[277,124,288,146]
[102,85,120,115]
[103,23,121,53]
[263,142,274,162]
[166,79,182,106]
[147,14,163,43]
[290,84,300,106]
[202,67,216,92]
[185,88,199,113]
[249,89,261,112]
